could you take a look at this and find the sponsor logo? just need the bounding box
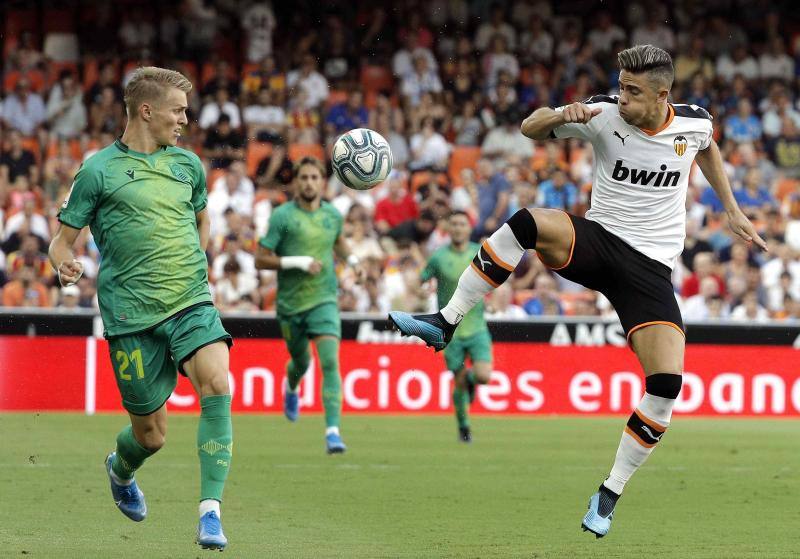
[612,159,681,187]
[169,163,191,183]
[641,425,663,441]
[613,131,630,145]
[125,169,135,180]
[476,251,491,271]
[674,135,688,156]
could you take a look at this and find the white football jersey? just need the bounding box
[552,95,713,269]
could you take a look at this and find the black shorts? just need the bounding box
[545,213,684,342]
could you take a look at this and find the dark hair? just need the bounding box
[617,44,674,91]
[293,156,326,179]
[419,209,436,222]
[449,210,470,221]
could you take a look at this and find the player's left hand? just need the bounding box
[58,259,84,286]
[727,208,768,251]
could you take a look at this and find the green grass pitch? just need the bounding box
[1,413,798,558]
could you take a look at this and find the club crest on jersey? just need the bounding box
[674,135,688,156]
[169,163,191,183]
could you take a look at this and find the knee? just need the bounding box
[199,373,230,397]
[136,427,166,452]
[646,373,683,399]
[318,352,338,373]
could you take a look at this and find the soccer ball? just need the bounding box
[332,128,393,190]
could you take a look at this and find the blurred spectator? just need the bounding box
[241,2,277,63]
[87,62,121,105]
[704,17,748,58]
[6,234,52,281]
[759,37,795,82]
[481,112,534,161]
[286,89,321,143]
[716,45,759,83]
[473,159,510,239]
[89,85,126,135]
[725,98,762,144]
[203,115,246,169]
[523,273,564,315]
[631,12,675,52]
[682,252,726,298]
[243,88,287,143]
[57,284,81,309]
[388,209,437,244]
[537,170,578,212]
[401,54,443,107]
[286,55,329,110]
[762,91,800,139]
[242,56,286,101]
[475,4,516,52]
[207,162,255,236]
[731,291,770,322]
[486,282,528,319]
[212,233,256,281]
[43,140,80,200]
[519,14,553,64]
[201,60,240,100]
[392,34,437,78]
[674,37,714,84]
[214,259,260,311]
[684,277,728,320]
[452,100,483,146]
[2,265,50,307]
[0,131,36,183]
[2,78,46,136]
[46,70,88,139]
[483,35,519,90]
[586,11,626,55]
[409,118,449,171]
[199,88,242,130]
[326,91,368,137]
[119,12,156,58]
[4,197,50,244]
[734,168,776,211]
[374,172,418,235]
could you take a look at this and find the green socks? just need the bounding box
[453,387,470,429]
[316,338,342,429]
[198,395,233,502]
[112,425,154,480]
[286,350,311,392]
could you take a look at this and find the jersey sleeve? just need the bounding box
[698,118,714,150]
[58,163,103,229]
[551,95,615,142]
[188,154,208,213]
[260,207,285,252]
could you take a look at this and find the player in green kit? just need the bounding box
[255,157,360,454]
[420,211,493,442]
[49,67,232,551]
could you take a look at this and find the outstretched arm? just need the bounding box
[520,103,602,140]
[48,224,84,286]
[695,140,767,251]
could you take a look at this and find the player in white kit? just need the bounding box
[389,45,766,538]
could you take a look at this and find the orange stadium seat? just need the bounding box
[246,142,273,177]
[46,139,82,161]
[21,137,41,164]
[207,168,226,190]
[448,146,482,185]
[360,65,393,94]
[325,90,348,109]
[288,143,325,162]
[776,178,800,201]
[46,61,79,88]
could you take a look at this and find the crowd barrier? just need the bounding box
[1,311,799,416]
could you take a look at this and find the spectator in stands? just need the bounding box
[199,87,242,130]
[682,252,726,298]
[674,37,714,84]
[392,33,437,78]
[203,114,245,169]
[286,89,321,143]
[400,54,443,107]
[89,85,125,135]
[207,162,255,236]
[3,196,50,245]
[214,259,259,311]
[725,99,762,144]
[387,209,437,245]
[523,273,563,316]
[43,139,80,199]
[586,11,626,55]
[201,60,240,99]
[475,4,516,52]
[373,113,410,170]
[118,12,156,58]
[286,54,329,110]
[408,117,449,171]
[242,55,286,102]
[1,78,46,136]
[2,265,50,308]
[241,1,277,63]
[716,45,759,83]
[473,158,510,240]
[704,16,748,58]
[537,169,578,212]
[519,13,553,65]
[731,290,770,322]
[6,233,52,281]
[57,284,81,309]
[762,91,800,139]
[684,276,728,320]
[452,100,483,146]
[486,282,528,319]
[483,35,519,90]
[481,111,534,161]
[374,171,418,235]
[212,233,256,281]
[325,91,368,137]
[344,208,384,261]
[735,168,777,212]
[0,131,36,183]
[46,70,88,139]
[87,61,121,105]
[759,36,795,82]
[243,88,287,143]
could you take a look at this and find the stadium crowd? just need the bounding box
[1,0,799,323]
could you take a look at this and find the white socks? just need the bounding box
[199,499,221,518]
[325,426,340,436]
[441,224,526,325]
[603,393,675,495]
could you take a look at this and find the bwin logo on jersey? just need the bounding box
[612,160,680,187]
[674,135,688,156]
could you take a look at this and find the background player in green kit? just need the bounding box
[48,67,232,551]
[420,211,493,442]
[255,157,361,454]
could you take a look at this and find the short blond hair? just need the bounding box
[123,66,192,116]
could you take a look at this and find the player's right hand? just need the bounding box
[58,259,84,287]
[308,259,323,275]
[561,103,602,124]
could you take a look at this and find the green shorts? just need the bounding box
[278,302,341,357]
[443,329,493,373]
[107,303,232,415]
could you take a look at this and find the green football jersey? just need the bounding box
[260,200,343,316]
[58,139,211,337]
[421,242,488,338]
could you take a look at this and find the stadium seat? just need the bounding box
[776,178,800,201]
[46,139,83,161]
[207,168,226,190]
[246,142,273,177]
[448,146,482,185]
[21,137,41,164]
[46,61,79,88]
[288,143,325,162]
[360,65,394,94]
[325,90,348,109]
[410,171,449,193]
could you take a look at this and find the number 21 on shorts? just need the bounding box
[115,348,145,380]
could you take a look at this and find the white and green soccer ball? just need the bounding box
[332,128,393,190]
